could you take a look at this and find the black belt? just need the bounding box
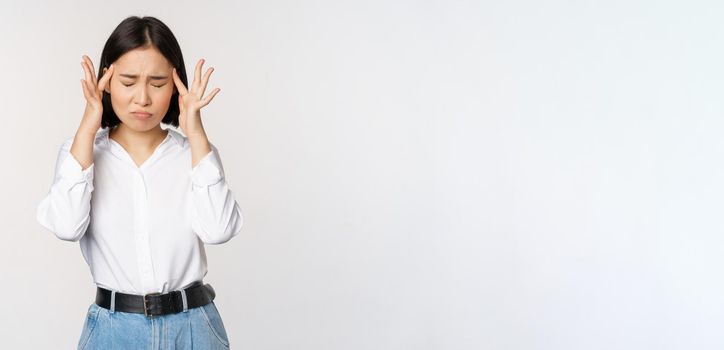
[95,281,216,317]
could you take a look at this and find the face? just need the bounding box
[102,46,176,131]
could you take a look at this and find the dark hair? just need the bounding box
[97,16,188,129]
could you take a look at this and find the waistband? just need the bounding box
[95,281,216,317]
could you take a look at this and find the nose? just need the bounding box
[133,84,150,106]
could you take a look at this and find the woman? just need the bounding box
[36,16,242,349]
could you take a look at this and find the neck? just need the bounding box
[109,124,168,151]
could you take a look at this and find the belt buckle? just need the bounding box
[143,292,162,317]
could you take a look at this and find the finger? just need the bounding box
[97,64,114,92]
[85,79,100,100]
[200,88,220,107]
[82,55,97,82]
[81,60,95,89]
[98,64,116,91]
[83,79,99,102]
[84,60,99,91]
[199,67,214,97]
[192,58,204,93]
[81,79,92,100]
[172,68,189,96]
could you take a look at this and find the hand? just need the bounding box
[79,55,113,134]
[172,58,221,137]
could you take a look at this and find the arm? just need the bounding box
[36,134,95,242]
[37,55,113,241]
[172,58,242,244]
[189,140,244,244]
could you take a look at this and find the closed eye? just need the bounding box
[122,83,166,88]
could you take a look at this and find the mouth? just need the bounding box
[132,112,152,119]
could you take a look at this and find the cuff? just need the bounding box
[57,153,94,186]
[190,149,224,187]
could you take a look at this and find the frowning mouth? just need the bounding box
[132,112,152,118]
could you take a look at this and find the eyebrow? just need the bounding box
[119,74,169,80]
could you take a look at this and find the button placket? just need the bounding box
[133,169,156,291]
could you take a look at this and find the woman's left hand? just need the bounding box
[172,58,221,138]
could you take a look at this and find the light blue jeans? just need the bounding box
[77,300,230,349]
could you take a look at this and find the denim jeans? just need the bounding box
[77,300,230,349]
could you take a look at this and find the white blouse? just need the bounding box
[36,127,243,295]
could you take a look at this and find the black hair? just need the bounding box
[97,16,188,129]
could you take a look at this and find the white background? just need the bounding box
[2,0,723,349]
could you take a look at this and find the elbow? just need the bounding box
[195,227,239,245]
[59,217,91,242]
[36,198,90,242]
[200,232,236,245]
[194,205,243,245]
[37,213,89,242]
[53,227,88,242]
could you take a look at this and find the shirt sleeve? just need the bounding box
[36,138,95,242]
[189,142,244,245]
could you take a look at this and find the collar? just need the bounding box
[165,128,184,147]
[102,127,185,148]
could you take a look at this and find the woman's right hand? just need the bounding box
[79,55,114,134]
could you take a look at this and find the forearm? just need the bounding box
[188,141,243,244]
[37,137,95,242]
[71,127,97,170]
[188,129,212,168]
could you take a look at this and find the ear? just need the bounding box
[102,67,111,94]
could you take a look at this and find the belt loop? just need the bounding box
[180,289,189,312]
[110,290,116,314]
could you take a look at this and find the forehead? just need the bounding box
[114,46,171,74]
